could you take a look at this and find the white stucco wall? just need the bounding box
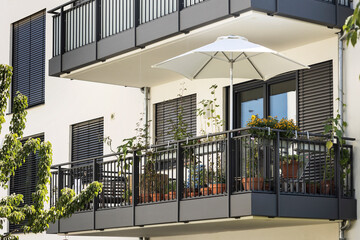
[343,1,360,238]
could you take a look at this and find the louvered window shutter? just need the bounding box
[9,134,44,232]
[71,118,104,163]
[12,11,45,109]
[155,94,197,144]
[298,60,333,133]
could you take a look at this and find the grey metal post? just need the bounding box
[226,132,233,217]
[60,7,66,72]
[176,141,184,222]
[57,166,63,231]
[132,152,139,226]
[275,132,280,216]
[335,143,342,219]
[93,158,99,230]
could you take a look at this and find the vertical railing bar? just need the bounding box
[275,132,280,217]
[176,142,183,222]
[226,133,232,217]
[132,152,139,225]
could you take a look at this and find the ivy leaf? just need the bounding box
[326,141,333,150]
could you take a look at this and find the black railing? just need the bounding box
[49,0,352,58]
[50,128,354,212]
[139,0,177,24]
[183,0,206,8]
[101,0,134,38]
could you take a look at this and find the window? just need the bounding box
[155,94,197,144]
[234,60,333,133]
[12,10,45,109]
[10,134,44,231]
[71,118,104,163]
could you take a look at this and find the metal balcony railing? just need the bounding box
[49,0,352,58]
[50,128,354,211]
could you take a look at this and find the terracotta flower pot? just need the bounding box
[305,182,319,194]
[200,187,212,196]
[183,189,199,198]
[241,177,264,191]
[209,183,226,194]
[281,161,299,179]
[320,180,335,195]
[164,191,176,200]
[140,193,163,203]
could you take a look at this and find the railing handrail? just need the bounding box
[50,127,354,169]
[48,0,78,14]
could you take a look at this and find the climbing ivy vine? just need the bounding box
[0,64,102,240]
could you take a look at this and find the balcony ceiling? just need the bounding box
[62,11,338,88]
[68,216,339,237]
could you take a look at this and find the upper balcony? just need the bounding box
[47,128,356,237]
[48,0,353,85]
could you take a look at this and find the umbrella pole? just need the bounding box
[229,59,234,131]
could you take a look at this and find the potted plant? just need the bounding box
[164,179,177,200]
[242,139,264,191]
[247,115,299,139]
[281,155,299,179]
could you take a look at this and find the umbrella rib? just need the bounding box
[234,52,245,62]
[243,52,264,80]
[221,52,231,62]
[193,52,219,79]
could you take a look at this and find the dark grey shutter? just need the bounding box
[12,11,45,108]
[155,94,196,144]
[71,118,104,163]
[298,60,333,133]
[9,134,44,232]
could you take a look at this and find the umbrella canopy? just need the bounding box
[152,36,309,130]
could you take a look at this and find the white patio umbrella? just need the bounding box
[152,36,309,130]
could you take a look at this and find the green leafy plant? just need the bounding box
[197,84,225,139]
[343,2,360,80]
[168,83,193,141]
[324,102,347,150]
[0,65,102,239]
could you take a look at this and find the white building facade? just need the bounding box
[1,0,360,240]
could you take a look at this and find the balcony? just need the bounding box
[48,0,353,80]
[48,128,356,237]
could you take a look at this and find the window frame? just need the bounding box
[233,72,298,129]
[11,10,46,111]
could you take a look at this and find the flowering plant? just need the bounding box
[247,115,300,138]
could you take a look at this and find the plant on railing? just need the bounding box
[247,115,299,138]
[197,84,225,140]
[323,102,351,190]
[105,113,152,167]
[168,83,194,141]
[0,65,102,240]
